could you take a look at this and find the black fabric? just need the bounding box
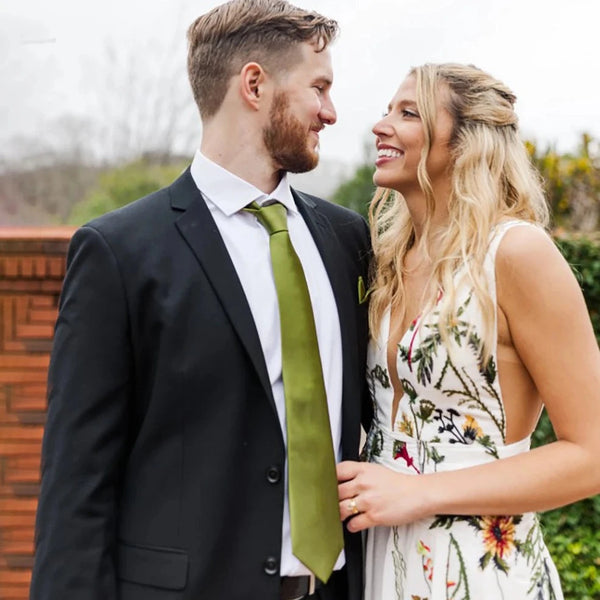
[312,568,348,600]
[117,542,188,590]
[30,168,372,600]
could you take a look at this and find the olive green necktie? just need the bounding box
[245,201,343,583]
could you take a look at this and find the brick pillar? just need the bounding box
[0,227,75,600]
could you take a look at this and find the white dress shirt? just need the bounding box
[190,150,345,576]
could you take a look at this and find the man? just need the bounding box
[30,1,371,599]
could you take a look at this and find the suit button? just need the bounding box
[264,556,279,576]
[266,466,281,484]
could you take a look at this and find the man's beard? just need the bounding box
[263,91,320,174]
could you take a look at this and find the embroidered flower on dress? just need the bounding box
[417,540,434,582]
[397,412,414,437]
[393,441,420,473]
[480,515,518,573]
[462,415,483,443]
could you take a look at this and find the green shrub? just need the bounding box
[68,158,188,225]
[556,236,600,343]
[330,164,375,220]
[533,235,600,599]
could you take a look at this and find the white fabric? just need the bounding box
[363,220,563,599]
[190,150,344,576]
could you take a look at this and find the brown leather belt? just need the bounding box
[280,574,321,599]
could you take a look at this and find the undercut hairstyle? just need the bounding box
[187,0,339,120]
[369,63,549,361]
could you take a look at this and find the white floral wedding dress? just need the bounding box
[362,221,563,600]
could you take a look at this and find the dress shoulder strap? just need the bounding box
[487,219,543,263]
[482,220,545,302]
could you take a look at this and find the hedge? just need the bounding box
[533,236,600,599]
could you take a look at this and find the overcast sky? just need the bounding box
[1,0,599,166]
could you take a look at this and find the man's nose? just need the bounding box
[320,98,337,126]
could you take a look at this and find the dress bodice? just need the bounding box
[364,221,537,471]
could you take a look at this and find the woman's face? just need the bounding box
[372,74,454,196]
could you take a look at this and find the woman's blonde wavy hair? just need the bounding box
[369,63,549,361]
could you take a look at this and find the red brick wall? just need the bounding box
[0,228,74,600]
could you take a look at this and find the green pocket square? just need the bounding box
[358,276,372,305]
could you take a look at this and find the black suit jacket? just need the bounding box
[30,168,372,600]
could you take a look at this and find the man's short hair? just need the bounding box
[187,0,339,120]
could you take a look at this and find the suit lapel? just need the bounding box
[293,190,359,458]
[169,169,275,408]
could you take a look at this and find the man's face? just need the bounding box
[263,42,337,173]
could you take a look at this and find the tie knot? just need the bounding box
[245,201,288,235]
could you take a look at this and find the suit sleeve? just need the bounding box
[30,225,132,600]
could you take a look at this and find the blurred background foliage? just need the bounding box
[67,157,189,225]
[529,133,600,234]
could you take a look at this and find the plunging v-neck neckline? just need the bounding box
[384,306,424,428]
[384,306,423,350]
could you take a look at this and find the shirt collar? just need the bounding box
[190,149,298,216]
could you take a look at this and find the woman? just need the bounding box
[337,63,600,599]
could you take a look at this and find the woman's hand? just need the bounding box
[336,461,429,532]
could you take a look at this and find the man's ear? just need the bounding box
[240,62,267,110]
